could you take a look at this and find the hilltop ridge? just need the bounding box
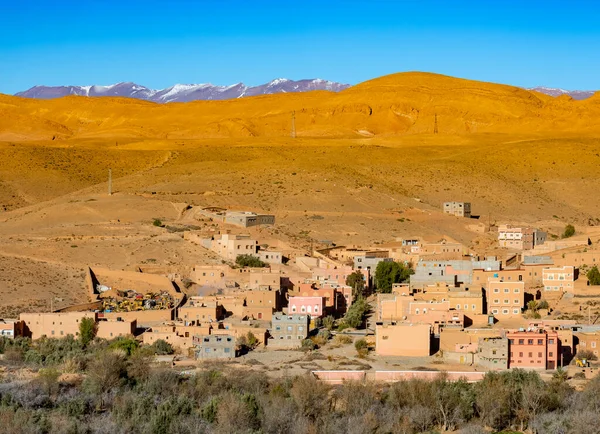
[2,71,600,142]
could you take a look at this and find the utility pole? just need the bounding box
[108,168,112,196]
[434,113,439,134]
[291,111,296,139]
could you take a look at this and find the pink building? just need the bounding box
[543,266,576,292]
[507,330,560,370]
[288,296,326,318]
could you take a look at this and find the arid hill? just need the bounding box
[1,72,600,315]
[2,72,600,141]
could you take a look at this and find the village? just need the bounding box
[2,201,600,384]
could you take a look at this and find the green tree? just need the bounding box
[79,317,97,347]
[109,337,139,356]
[342,296,370,329]
[235,254,266,268]
[346,271,366,298]
[374,261,413,293]
[152,339,174,355]
[587,266,600,286]
[562,224,575,238]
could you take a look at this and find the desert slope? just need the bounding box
[1,72,600,141]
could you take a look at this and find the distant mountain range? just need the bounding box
[13,80,597,103]
[14,79,350,103]
[527,86,596,100]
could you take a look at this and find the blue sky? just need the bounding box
[1,0,600,94]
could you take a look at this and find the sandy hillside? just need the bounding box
[0,72,599,315]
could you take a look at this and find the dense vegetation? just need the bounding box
[346,271,367,299]
[587,265,600,286]
[374,261,414,293]
[235,254,267,268]
[1,334,599,434]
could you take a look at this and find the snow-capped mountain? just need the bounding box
[528,86,596,100]
[15,79,351,103]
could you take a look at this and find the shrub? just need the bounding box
[587,266,600,286]
[562,224,576,238]
[152,339,174,355]
[322,315,335,331]
[538,300,549,310]
[153,219,163,227]
[37,368,60,395]
[343,296,370,329]
[354,339,369,357]
[235,254,266,268]
[109,337,139,356]
[301,339,317,351]
[79,317,97,347]
[333,334,353,345]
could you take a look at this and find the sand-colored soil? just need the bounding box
[0,72,599,315]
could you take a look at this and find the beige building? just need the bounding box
[376,323,431,356]
[487,279,525,317]
[576,331,600,358]
[443,202,471,218]
[497,225,546,250]
[543,266,576,292]
[179,298,225,322]
[211,234,258,261]
[0,319,23,338]
[96,318,136,339]
[477,336,509,370]
[20,312,97,340]
[143,323,212,353]
[269,313,310,348]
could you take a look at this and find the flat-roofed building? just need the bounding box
[193,334,237,359]
[288,296,325,318]
[0,319,23,339]
[543,266,576,292]
[376,323,431,356]
[269,313,310,348]
[225,211,275,228]
[443,202,471,218]
[477,336,509,370]
[487,279,524,318]
[507,330,560,370]
[20,312,97,340]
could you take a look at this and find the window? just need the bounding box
[549,352,554,357]
[504,289,510,293]
[513,309,520,314]
[519,339,525,345]
[205,348,210,353]
[492,309,498,314]
[528,352,533,357]
[514,288,520,293]
[504,300,510,304]
[224,348,231,353]
[494,299,500,304]
[549,339,555,345]
[472,304,476,310]
[287,326,293,332]
[528,339,534,345]
[592,342,597,348]
[502,309,509,314]
[514,299,520,305]
[509,339,514,344]
[298,326,304,332]
[519,352,523,357]
[494,288,500,293]
[538,352,543,357]
[538,339,543,345]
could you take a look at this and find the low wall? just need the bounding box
[375,370,485,382]
[101,309,174,326]
[312,371,366,384]
[311,370,486,384]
